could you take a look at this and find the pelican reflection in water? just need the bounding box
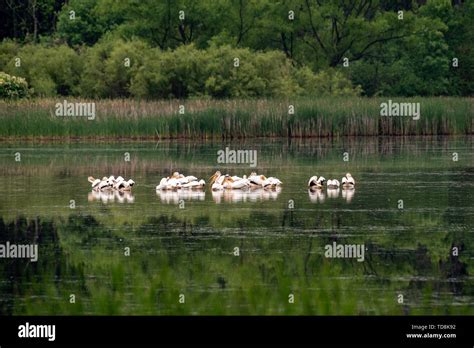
[88,190,135,204]
[341,188,355,203]
[308,187,355,203]
[308,188,326,203]
[212,187,281,204]
[156,189,206,204]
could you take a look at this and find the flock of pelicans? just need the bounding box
[87,173,355,200]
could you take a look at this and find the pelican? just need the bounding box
[88,175,135,194]
[182,179,206,189]
[165,177,181,190]
[341,173,355,188]
[185,175,198,183]
[112,178,133,191]
[157,172,206,191]
[88,176,101,191]
[308,176,326,189]
[156,177,168,190]
[122,179,135,191]
[224,175,250,189]
[327,179,340,189]
[262,177,282,189]
[98,176,111,191]
[212,182,224,191]
[248,172,266,186]
[209,171,225,185]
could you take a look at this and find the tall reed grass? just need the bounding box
[0,97,472,139]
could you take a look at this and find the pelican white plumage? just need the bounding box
[248,172,266,186]
[262,177,282,189]
[308,176,326,189]
[98,176,111,191]
[182,179,206,189]
[88,176,101,191]
[209,171,224,186]
[157,172,206,191]
[341,173,355,188]
[185,175,198,183]
[166,177,181,190]
[210,171,249,190]
[156,177,168,190]
[212,182,224,191]
[119,179,135,191]
[88,175,135,192]
[224,175,250,189]
[327,179,340,189]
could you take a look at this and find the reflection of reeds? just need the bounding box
[1,214,471,315]
[0,136,471,176]
[0,98,472,139]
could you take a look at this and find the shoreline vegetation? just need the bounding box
[0,97,472,140]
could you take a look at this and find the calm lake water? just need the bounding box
[0,137,473,315]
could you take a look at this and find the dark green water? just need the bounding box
[0,137,473,315]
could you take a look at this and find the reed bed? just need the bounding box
[0,97,472,139]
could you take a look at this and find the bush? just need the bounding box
[1,44,82,97]
[0,72,30,98]
[0,39,363,99]
[296,67,363,97]
[79,38,149,98]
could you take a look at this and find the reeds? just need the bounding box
[0,97,472,139]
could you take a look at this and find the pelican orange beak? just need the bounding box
[209,172,218,185]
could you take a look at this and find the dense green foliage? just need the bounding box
[0,0,473,98]
[0,41,360,98]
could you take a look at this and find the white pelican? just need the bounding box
[327,179,340,189]
[185,175,198,183]
[224,175,250,189]
[341,173,355,188]
[165,177,181,190]
[262,177,282,189]
[212,182,224,191]
[209,171,225,186]
[88,175,135,193]
[308,176,326,189]
[182,179,206,189]
[157,172,206,191]
[88,176,101,191]
[248,172,266,187]
[156,177,168,190]
[98,176,112,191]
[121,179,135,191]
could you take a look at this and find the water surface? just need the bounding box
[0,137,473,315]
